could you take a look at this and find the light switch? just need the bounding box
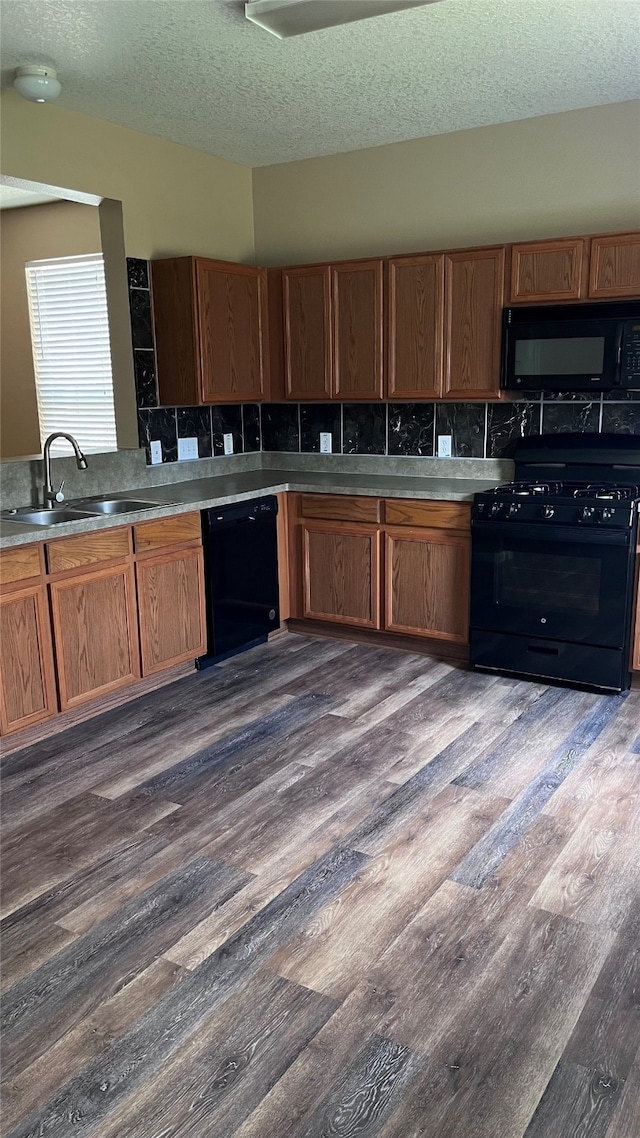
[150,440,162,464]
[223,433,234,455]
[319,432,332,454]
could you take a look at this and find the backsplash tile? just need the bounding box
[133,349,158,409]
[300,403,342,453]
[128,288,153,349]
[242,404,261,453]
[343,403,386,455]
[262,403,300,452]
[128,259,638,466]
[541,401,600,434]
[487,401,540,458]
[388,403,434,456]
[435,403,486,458]
[213,404,243,456]
[137,407,178,463]
[177,406,213,459]
[126,257,149,290]
[601,403,640,435]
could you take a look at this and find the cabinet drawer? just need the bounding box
[300,494,381,524]
[47,528,131,574]
[133,512,202,553]
[384,499,471,531]
[0,544,43,587]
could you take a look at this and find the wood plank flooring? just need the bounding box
[1,631,639,1138]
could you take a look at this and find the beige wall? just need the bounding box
[0,200,103,458]
[253,100,640,264]
[0,93,255,262]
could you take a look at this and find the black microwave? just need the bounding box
[501,300,640,393]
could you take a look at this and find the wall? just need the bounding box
[0,200,103,458]
[0,93,255,262]
[252,100,640,264]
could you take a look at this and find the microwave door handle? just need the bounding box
[615,322,624,367]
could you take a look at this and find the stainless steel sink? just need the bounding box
[1,508,100,526]
[73,498,164,514]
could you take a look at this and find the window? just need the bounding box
[25,253,117,456]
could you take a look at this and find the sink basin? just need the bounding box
[2,508,100,526]
[74,498,164,515]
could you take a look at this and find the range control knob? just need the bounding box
[490,502,503,517]
[580,506,595,521]
[508,503,521,517]
[600,507,616,521]
[540,505,555,519]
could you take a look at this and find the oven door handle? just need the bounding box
[472,520,633,547]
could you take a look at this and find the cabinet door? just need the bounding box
[388,255,444,399]
[283,266,333,400]
[443,247,506,400]
[136,547,206,675]
[0,584,57,735]
[633,562,640,672]
[589,233,640,299]
[302,521,381,628]
[510,239,586,303]
[50,564,140,710]
[196,260,266,402]
[384,527,470,644]
[332,260,384,400]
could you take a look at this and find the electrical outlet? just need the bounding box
[437,434,453,458]
[177,437,199,461]
[149,440,162,465]
[223,433,234,456]
[319,432,332,454]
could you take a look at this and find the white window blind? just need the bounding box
[25,253,117,456]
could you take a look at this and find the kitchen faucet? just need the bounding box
[42,433,88,507]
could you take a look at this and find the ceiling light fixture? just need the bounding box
[245,0,441,39]
[13,65,61,104]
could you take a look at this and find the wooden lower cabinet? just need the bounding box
[302,521,381,628]
[633,560,640,673]
[384,527,470,645]
[136,547,207,675]
[49,563,140,711]
[0,583,57,735]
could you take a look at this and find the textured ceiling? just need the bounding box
[1,0,639,167]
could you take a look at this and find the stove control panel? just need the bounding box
[474,496,635,528]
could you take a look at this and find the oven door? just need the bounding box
[470,520,634,649]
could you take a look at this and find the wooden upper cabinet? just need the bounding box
[443,247,506,401]
[510,238,586,303]
[388,255,444,399]
[283,266,332,400]
[151,256,266,405]
[589,233,640,298]
[332,260,384,400]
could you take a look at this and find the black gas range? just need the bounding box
[470,434,640,692]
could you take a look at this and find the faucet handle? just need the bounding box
[53,480,65,503]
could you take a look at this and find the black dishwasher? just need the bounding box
[198,496,280,667]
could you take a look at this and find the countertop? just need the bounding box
[0,467,500,549]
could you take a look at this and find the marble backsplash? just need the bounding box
[126,259,639,468]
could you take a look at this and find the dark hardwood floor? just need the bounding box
[1,632,639,1138]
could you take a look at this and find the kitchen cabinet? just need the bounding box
[290,494,471,649]
[387,254,444,399]
[280,258,384,401]
[589,233,640,299]
[443,247,506,400]
[134,512,207,675]
[0,544,57,735]
[282,266,333,400]
[510,238,587,303]
[633,557,640,672]
[151,256,267,405]
[47,528,139,710]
